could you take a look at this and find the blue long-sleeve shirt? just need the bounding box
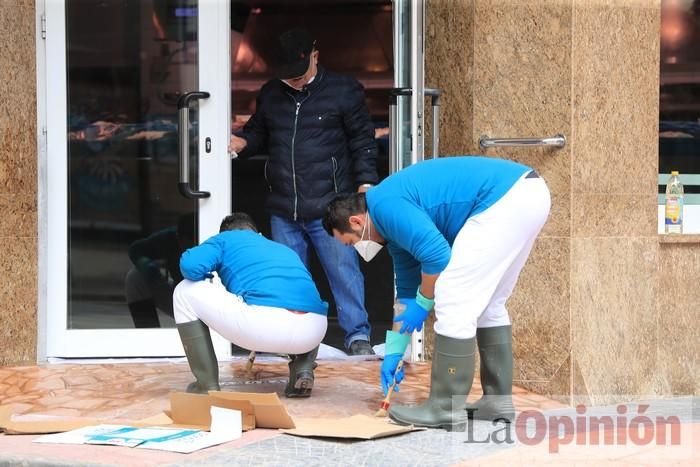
[365,156,530,298]
[180,230,328,315]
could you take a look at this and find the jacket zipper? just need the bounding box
[331,156,338,192]
[264,159,272,192]
[288,90,310,220]
[291,102,301,220]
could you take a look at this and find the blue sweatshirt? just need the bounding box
[365,156,530,298]
[180,230,328,315]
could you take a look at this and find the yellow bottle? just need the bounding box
[664,171,684,234]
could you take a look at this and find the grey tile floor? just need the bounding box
[169,423,513,467]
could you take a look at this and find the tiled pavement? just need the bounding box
[0,360,697,466]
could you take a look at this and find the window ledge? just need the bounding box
[658,234,700,244]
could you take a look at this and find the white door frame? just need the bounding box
[40,0,232,359]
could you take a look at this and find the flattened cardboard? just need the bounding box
[281,414,421,440]
[208,391,295,429]
[0,405,105,435]
[0,389,290,435]
[35,407,243,454]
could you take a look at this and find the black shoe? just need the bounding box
[285,346,319,398]
[347,340,375,356]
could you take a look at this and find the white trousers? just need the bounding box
[433,174,551,340]
[173,279,328,355]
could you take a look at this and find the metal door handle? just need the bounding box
[388,87,441,174]
[177,91,211,199]
[479,134,566,149]
[425,88,440,159]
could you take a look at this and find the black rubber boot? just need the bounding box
[285,346,319,398]
[468,325,515,422]
[176,320,220,394]
[128,299,161,328]
[389,334,475,431]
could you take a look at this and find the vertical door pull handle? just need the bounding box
[177,91,211,199]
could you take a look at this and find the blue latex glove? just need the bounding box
[394,298,430,334]
[381,353,405,396]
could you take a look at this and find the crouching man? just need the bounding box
[173,212,328,398]
[323,156,551,429]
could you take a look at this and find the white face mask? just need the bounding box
[354,213,383,262]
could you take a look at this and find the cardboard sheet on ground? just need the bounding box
[33,406,242,454]
[0,391,293,435]
[0,405,106,435]
[281,414,422,440]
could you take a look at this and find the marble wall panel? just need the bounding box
[0,237,37,366]
[657,243,700,396]
[473,0,572,195]
[572,193,658,238]
[571,237,660,403]
[0,194,36,237]
[510,237,571,399]
[0,1,37,195]
[571,0,660,195]
[426,0,477,156]
[0,1,37,365]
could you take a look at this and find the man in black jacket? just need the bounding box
[229,28,378,355]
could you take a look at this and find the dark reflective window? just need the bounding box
[659,0,700,203]
[66,0,199,329]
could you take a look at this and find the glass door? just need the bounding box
[44,0,231,357]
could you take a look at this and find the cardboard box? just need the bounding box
[167,392,256,431]
[208,391,295,429]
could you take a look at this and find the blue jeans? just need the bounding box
[270,215,371,348]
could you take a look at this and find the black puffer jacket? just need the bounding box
[239,66,378,220]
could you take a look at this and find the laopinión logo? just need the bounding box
[463,403,684,454]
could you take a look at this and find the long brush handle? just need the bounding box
[379,360,404,410]
[246,351,256,371]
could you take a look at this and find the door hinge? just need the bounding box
[41,14,46,39]
[40,126,48,158]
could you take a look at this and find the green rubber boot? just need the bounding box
[285,346,319,398]
[389,334,475,431]
[468,325,515,422]
[177,320,220,394]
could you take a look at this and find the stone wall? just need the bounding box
[0,1,38,366]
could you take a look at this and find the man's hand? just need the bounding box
[229,134,247,154]
[380,353,405,396]
[394,298,430,334]
[357,183,373,193]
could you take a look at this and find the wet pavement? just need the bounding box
[0,359,696,466]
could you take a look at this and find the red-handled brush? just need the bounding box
[375,360,404,417]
